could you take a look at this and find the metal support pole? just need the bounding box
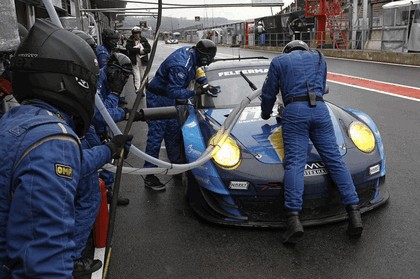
[42,0,62,28]
[352,0,358,49]
[362,0,368,50]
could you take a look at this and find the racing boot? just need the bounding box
[144,175,166,191]
[282,211,304,245]
[73,258,102,277]
[107,191,130,206]
[346,205,363,238]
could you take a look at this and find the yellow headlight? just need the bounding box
[210,136,241,170]
[349,122,376,153]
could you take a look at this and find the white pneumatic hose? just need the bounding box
[95,88,262,175]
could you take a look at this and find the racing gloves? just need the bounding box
[106,134,133,159]
[195,83,219,97]
[123,108,143,122]
[107,66,129,96]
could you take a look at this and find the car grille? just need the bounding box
[236,180,378,222]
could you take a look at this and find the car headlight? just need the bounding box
[210,136,241,170]
[348,121,376,153]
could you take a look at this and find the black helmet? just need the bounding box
[106,53,133,87]
[107,52,133,74]
[195,39,217,66]
[11,19,99,137]
[283,40,309,53]
[101,28,119,51]
[131,26,141,35]
[72,29,97,51]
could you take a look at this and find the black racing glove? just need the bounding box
[123,108,143,122]
[110,76,127,96]
[106,134,134,159]
[194,83,210,96]
[206,84,219,97]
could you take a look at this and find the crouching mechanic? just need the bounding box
[0,19,132,278]
[92,52,143,205]
[143,39,218,190]
[74,126,132,277]
[260,40,363,245]
[71,30,133,276]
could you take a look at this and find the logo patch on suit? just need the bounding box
[177,72,186,80]
[55,164,73,179]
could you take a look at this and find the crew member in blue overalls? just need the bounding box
[0,19,131,278]
[93,52,143,205]
[260,40,363,244]
[96,28,119,69]
[143,39,218,190]
[71,30,133,277]
[96,28,129,107]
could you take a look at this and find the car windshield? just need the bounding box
[201,64,269,108]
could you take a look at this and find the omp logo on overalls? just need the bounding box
[55,164,73,179]
[304,162,328,176]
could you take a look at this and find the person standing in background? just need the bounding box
[126,26,151,96]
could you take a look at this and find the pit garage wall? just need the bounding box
[0,0,20,52]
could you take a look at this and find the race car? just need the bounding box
[165,37,179,44]
[180,57,389,228]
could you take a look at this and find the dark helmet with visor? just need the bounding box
[283,40,309,53]
[72,29,97,52]
[195,39,217,66]
[11,19,99,137]
[101,28,119,51]
[106,52,133,88]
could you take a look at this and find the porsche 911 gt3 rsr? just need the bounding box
[180,57,388,228]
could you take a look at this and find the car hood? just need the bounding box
[202,105,347,164]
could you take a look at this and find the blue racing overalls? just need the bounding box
[0,100,81,278]
[261,50,359,212]
[73,126,111,260]
[96,44,111,69]
[144,47,204,167]
[93,67,126,188]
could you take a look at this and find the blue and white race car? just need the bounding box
[180,57,388,228]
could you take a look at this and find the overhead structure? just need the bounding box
[305,0,348,48]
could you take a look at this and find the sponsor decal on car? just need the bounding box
[304,162,328,176]
[229,181,249,190]
[218,68,268,77]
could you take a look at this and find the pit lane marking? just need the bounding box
[327,72,420,101]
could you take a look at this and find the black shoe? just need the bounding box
[73,258,102,277]
[107,191,130,206]
[144,175,166,191]
[282,211,304,245]
[346,205,363,238]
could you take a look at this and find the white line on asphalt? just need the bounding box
[328,80,420,102]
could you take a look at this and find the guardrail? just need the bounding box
[178,29,420,66]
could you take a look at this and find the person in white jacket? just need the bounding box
[126,26,151,96]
